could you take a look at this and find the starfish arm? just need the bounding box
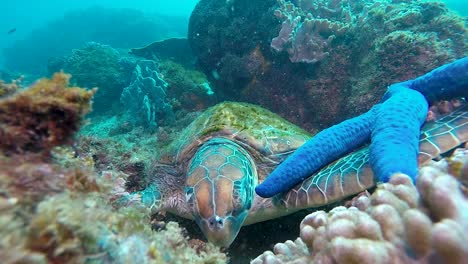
[397,57,468,102]
[370,85,428,183]
[256,58,466,197]
[255,106,377,198]
[371,57,467,182]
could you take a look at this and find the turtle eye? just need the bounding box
[185,187,195,207]
[231,178,252,215]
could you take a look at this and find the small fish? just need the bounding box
[7,28,16,34]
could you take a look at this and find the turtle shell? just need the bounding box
[148,102,467,248]
[165,101,312,177]
[156,101,311,246]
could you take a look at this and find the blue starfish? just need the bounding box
[255,57,468,198]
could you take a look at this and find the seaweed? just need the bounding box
[0,72,95,154]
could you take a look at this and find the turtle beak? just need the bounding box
[196,212,248,247]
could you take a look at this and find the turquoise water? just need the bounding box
[444,0,468,15]
[0,0,199,69]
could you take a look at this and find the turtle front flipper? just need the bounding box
[418,106,468,164]
[282,105,468,210]
[113,183,162,212]
[281,148,375,209]
[185,137,257,247]
[115,183,162,210]
[139,183,162,210]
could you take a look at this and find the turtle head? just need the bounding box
[185,137,257,247]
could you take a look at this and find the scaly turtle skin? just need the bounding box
[137,101,467,247]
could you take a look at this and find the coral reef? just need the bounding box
[0,165,227,264]
[189,0,278,71]
[0,73,95,154]
[160,60,216,112]
[189,0,466,128]
[76,114,203,193]
[120,60,175,130]
[188,0,279,100]
[271,0,350,64]
[252,149,468,263]
[48,42,133,114]
[0,150,99,205]
[0,75,227,263]
[129,37,218,114]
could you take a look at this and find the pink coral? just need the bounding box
[272,0,348,64]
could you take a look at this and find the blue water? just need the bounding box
[0,0,199,71]
[444,0,468,15]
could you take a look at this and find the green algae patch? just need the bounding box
[164,102,312,162]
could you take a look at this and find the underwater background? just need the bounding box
[0,0,467,263]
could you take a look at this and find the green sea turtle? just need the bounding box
[135,101,467,247]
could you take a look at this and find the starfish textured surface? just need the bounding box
[256,57,468,198]
[370,85,428,182]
